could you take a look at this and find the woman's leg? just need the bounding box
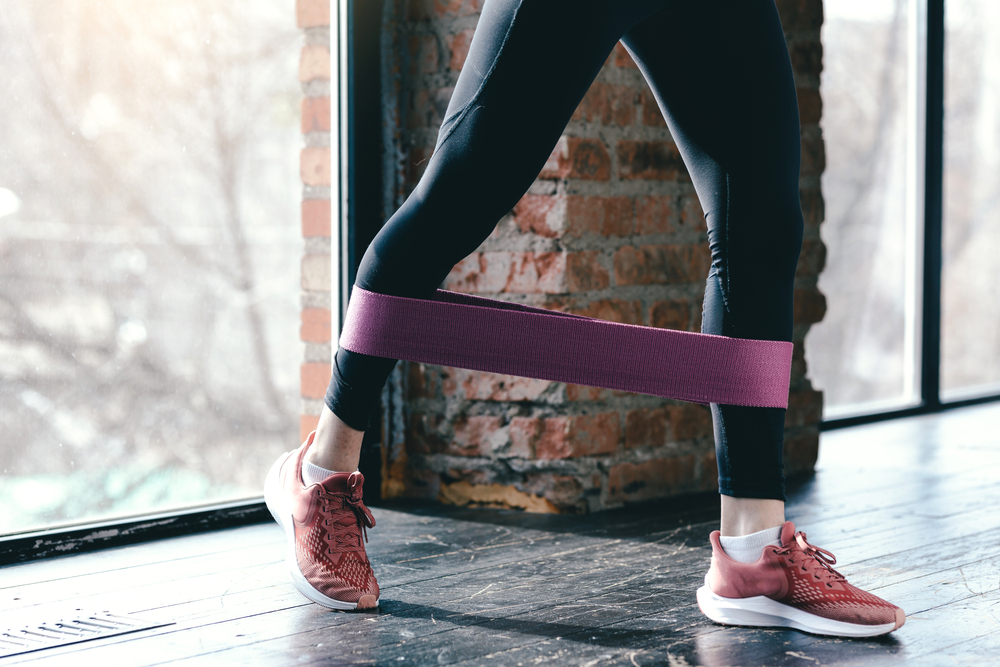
[310,0,671,470]
[619,0,804,527]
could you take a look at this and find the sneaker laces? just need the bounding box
[775,531,846,585]
[319,471,376,553]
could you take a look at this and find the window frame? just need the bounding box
[820,0,1000,432]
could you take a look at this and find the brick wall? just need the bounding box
[301,0,827,513]
[297,0,333,442]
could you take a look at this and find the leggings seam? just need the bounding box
[714,171,733,330]
[435,0,526,152]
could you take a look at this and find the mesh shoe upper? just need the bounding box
[707,520,901,628]
[281,434,380,607]
[768,524,897,625]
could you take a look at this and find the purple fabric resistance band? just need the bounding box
[339,286,794,409]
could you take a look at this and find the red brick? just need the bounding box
[408,34,439,76]
[513,194,565,238]
[667,404,713,440]
[793,287,826,324]
[617,141,686,180]
[796,238,826,277]
[564,383,607,401]
[301,362,331,399]
[569,298,642,325]
[625,406,668,449]
[450,415,502,457]
[612,42,638,69]
[301,96,331,133]
[634,196,677,235]
[408,362,437,400]
[302,199,331,237]
[445,251,575,294]
[797,87,822,125]
[681,406,715,441]
[566,251,610,292]
[301,307,331,343]
[679,195,708,232]
[442,367,550,401]
[571,82,636,126]
[300,45,331,82]
[565,196,632,237]
[607,456,696,504]
[300,414,320,444]
[650,299,691,331]
[639,87,667,127]
[508,416,541,458]
[539,137,611,181]
[296,0,329,28]
[301,147,331,186]
[614,244,711,285]
[448,28,476,70]
[536,413,620,459]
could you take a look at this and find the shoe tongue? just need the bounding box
[780,520,797,546]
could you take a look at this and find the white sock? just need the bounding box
[302,459,340,486]
[719,526,783,564]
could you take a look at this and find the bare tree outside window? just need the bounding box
[0,0,301,534]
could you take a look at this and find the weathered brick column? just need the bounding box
[298,0,333,442]
[374,0,827,513]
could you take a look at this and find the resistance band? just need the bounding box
[339,286,793,409]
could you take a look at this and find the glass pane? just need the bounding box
[941,0,1000,401]
[808,0,923,419]
[0,1,301,535]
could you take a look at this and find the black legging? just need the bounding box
[325,0,804,501]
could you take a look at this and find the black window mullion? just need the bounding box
[921,0,945,412]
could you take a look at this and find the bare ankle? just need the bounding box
[307,405,365,472]
[720,496,785,537]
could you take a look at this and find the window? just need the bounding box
[941,0,1000,401]
[810,0,999,425]
[810,0,924,419]
[0,0,301,536]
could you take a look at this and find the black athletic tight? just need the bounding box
[325,0,804,501]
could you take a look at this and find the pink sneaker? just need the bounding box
[697,521,905,637]
[264,431,380,610]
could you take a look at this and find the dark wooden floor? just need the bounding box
[4,402,1000,666]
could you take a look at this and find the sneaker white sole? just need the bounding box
[264,451,377,611]
[696,584,900,638]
